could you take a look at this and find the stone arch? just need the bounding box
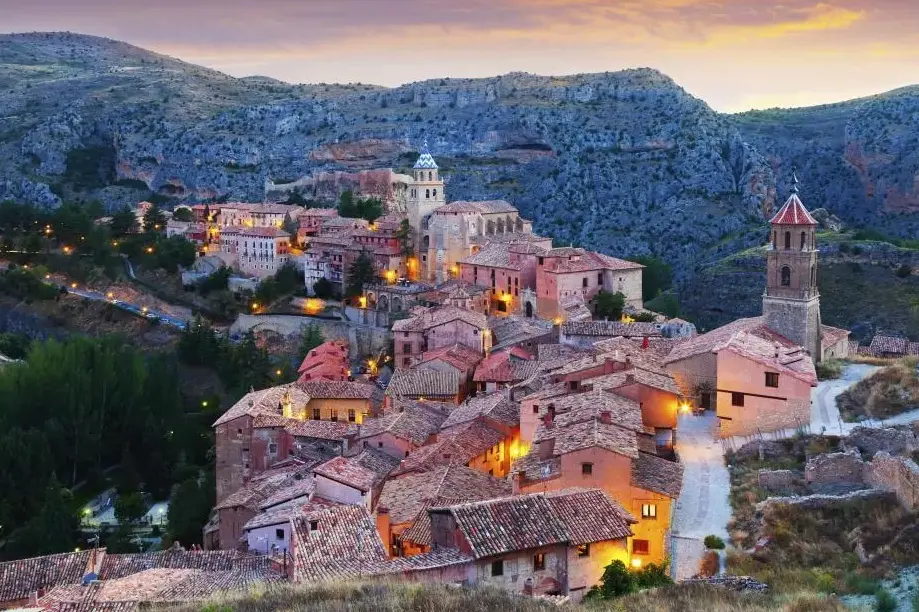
[516,218,524,232]
[525,301,534,318]
[800,231,807,250]
[422,235,430,250]
[497,217,505,233]
[378,294,390,312]
[506,216,514,232]
[366,291,377,308]
[781,266,791,286]
[392,296,404,312]
[487,220,495,234]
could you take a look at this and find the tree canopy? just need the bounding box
[345,251,379,299]
[635,256,673,302]
[337,190,383,223]
[592,290,626,321]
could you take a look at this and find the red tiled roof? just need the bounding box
[98,551,259,580]
[770,193,817,226]
[295,380,379,399]
[357,405,446,446]
[433,488,633,559]
[473,350,538,383]
[291,505,387,581]
[377,465,511,526]
[416,343,483,374]
[385,369,461,398]
[0,550,95,603]
[716,331,818,386]
[562,321,662,338]
[234,226,290,238]
[631,452,684,498]
[440,391,520,429]
[543,248,642,273]
[312,448,398,492]
[434,200,518,215]
[391,305,488,332]
[869,334,909,355]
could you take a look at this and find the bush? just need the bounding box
[875,588,897,612]
[634,562,673,590]
[704,535,726,550]
[816,359,843,380]
[587,560,634,599]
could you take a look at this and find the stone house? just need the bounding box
[437,391,523,477]
[412,343,483,398]
[356,403,447,460]
[385,369,464,406]
[375,465,512,557]
[296,207,339,241]
[391,306,490,368]
[666,325,817,437]
[512,400,683,566]
[535,248,644,319]
[311,448,399,510]
[457,241,545,315]
[473,348,539,394]
[220,226,291,279]
[296,341,349,383]
[427,489,635,601]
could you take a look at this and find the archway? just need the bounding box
[781,266,791,286]
[392,296,404,312]
[525,302,534,318]
[378,294,390,312]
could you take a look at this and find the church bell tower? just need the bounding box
[406,140,445,280]
[762,171,822,361]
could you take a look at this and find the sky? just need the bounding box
[2,0,918,112]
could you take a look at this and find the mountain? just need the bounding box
[2,32,919,336]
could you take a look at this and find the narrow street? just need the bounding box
[669,363,897,581]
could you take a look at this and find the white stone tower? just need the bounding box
[405,140,445,280]
[762,171,823,361]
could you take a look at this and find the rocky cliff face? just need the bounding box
[2,32,919,298]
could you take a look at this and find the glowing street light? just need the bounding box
[276,369,282,377]
[631,558,642,569]
[202,400,208,407]
[62,246,72,254]
[145,246,154,254]
[70,282,78,289]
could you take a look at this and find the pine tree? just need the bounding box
[345,251,379,299]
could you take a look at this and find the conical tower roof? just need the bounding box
[413,139,438,170]
[770,169,817,226]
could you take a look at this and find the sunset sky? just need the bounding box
[2,0,918,112]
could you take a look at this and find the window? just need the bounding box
[538,257,544,265]
[581,462,593,475]
[348,409,356,422]
[633,539,650,555]
[275,528,284,540]
[533,553,546,571]
[237,428,243,436]
[731,392,744,407]
[765,372,780,388]
[582,277,588,288]
[404,358,411,367]
[309,520,319,531]
[378,441,383,448]
[491,560,504,576]
[781,266,791,287]
[784,231,791,250]
[597,272,603,285]
[568,380,578,391]
[268,443,278,454]
[800,231,806,250]
[403,343,412,353]
[330,414,338,422]
[577,544,591,558]
[533,405,540,414]
[641,504,657,519]
[312,408,321,420]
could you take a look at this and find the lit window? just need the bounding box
[641,504,657,519]
[577,544,590,558]
[633,539,650,555]
[348,409,356,422]
[533,552,546,571]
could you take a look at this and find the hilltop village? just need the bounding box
[0,150,868,608]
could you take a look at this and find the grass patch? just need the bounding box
[815,360,843,381]
[837,358,919,422]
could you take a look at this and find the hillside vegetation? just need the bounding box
[168,581,848,612]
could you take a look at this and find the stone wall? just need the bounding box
[757,469,797,493]
[865,452,919,511]
[756,489,896,516]
[846,426,919,458]
[804,450,866,487]
[230,314,391,357]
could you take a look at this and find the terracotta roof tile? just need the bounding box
[440,392,519,429]
[631,452,684,498]
[716,331,818,386]
[434,488,633,559]
[312,448,398,492]
[291,505,387,581]
[385,369,461,398]
[434,200,518,215]
[357,405,446,446]
[583,368,680,396]
[98,551,259,580]
[458,245,522,270]
[562,321,662,338]
[870,334,909,355]
[416,344,483,374]
[543,249,642,273]
[473,351,539,383]
[769,193,817,226]
[391,305,488,333]
[0,550,95,603]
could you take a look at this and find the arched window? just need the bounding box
[425,189,430,199]
[784,232,791,250]
[772,231,776,249]
[428,171,432,181]
[781,266,791,287]
[800,231,806,250]
[433,189,437,199]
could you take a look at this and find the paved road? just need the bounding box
[670,363,897,581]
[63,284,187,331]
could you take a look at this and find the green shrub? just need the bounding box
[816,359,843,380]
[875,588,897,612]
[634,562,673,589]
[704,535,726,550]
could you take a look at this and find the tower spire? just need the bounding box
[791,166,799,194]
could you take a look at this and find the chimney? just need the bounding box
[625,373,635,385]
[599,410,612,425]
[513,470,524,492]
[376,506,392,558]
[539,437,556,459]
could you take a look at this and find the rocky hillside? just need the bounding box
[3,32,919,325]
